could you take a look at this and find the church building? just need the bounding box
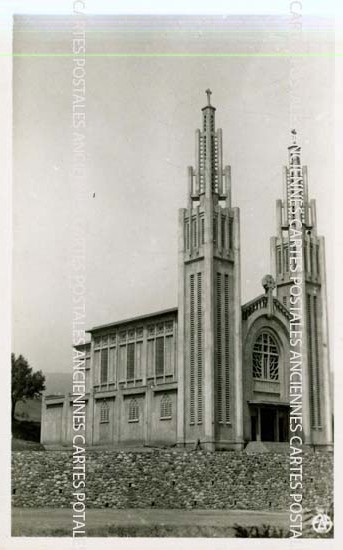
[41,91,333,450]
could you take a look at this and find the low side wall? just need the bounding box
[12,449,333,510]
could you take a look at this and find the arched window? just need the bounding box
[252,332,279,381]
[100,400,109,423]
[160,394,172,419]
[128,398,139,422]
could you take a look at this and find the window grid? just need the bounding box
[190,274,195,424]
[100,348,108,384]
[224,274,230,423]
[213,216,217,247]
[192,218,197,248]
[252,333,279,381]
[276,246,282,274]
[228,218,233,250]
[197,272,203,424]
[216,273,223,422]
[127,343,135,380]
[313,296,322,427]
[307,295,316,427]
[283,245,289,272]
[221,216,226,248]
[201,217,205,245]
[100,401,109,423]
[160,394,172,419]
[155,337,164,377]
[128,399,139,422]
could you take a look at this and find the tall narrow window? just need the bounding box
[221,216,226,248]
[216,273,223,422]
[128,399,139,422]
[304,241,308,273]
[213,216,217,246]
[119,346,126,380]
[313,296,322,427]
[190,274,195,423]
[100,348,108,384]
[108,347,116,382]
[147,339,154,378]
[307,295,315,426]
[100,400,109,423]
[165,335,174,376]
[284,245,289,273]
[201,217,205,245]
[277,246,282,274]
[316,244,320,277]
[94,350,100,385]
[155,337,164,376]
[160,394,172,419]
[197,272,203,424]
[127,343,135,380]
[192,219,197,248]
[185,222,190,250]
[224,274,230,422]
[229,218,233,250]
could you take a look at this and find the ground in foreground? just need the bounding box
[12,507,289,537]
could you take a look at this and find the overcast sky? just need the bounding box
[12,15,335,375]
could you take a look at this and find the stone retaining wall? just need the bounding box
[12,449,333,510]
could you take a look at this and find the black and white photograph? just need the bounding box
[1,1,342,546]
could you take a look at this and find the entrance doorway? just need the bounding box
[261,408,276,441]
[250,405,289,442]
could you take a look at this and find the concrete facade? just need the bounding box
[41,94,333,450]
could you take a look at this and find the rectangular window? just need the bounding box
[283,245,289,272]
[147,339,154,378]
[192,219,197,248]
[216,273,223,422]
[190,274,195,423]
[165,335,174,376]
[316,244,320,276]
[304,241,308,273]
[127,343,135,380]
[108,347,116,382]
[221,216,226,248]
[156,337,164,376]
[224,273,230,423]
[201,217,205,245]
[136,342,143,379]
[100,348,108,384]
[119,346,126,380]
[213,216,217,246]
[93,350,100,385]
[100,402,109,423]
[229,218,233,250]
[185,222,190,250]
[197,272,203,424]
[277,246,282,274]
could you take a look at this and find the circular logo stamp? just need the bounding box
[312,513,333,535]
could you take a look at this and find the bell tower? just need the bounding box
[177,91,244,450]
[271,131,332,447]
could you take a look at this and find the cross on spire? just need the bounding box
[291,128,297,144]
[205,88,212,106]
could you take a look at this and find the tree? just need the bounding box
[11,353,45,421]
